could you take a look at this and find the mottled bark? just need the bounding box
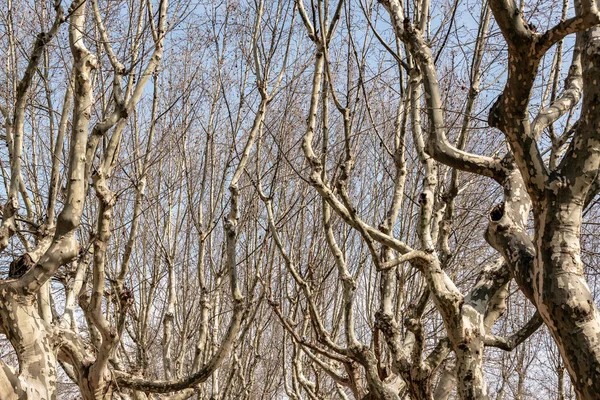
[0,291,58,399]
[0,2,93,398]
[374,3,515,397]
[485,1,600,396]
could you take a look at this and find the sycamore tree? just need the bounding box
[0,0,291,398]
[2,0,600,399]
[267,0,600,398]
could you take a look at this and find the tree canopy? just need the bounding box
[0,0,599,399]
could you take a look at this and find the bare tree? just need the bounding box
[2,0,600,399]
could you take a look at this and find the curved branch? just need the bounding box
[484,312,543,351]
[532,32,584,139]
[536,0,600,55]
[393,25,504,180]
[115,301,244,393]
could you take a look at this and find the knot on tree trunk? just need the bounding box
[489,202,505,223]
[8,253,34,279]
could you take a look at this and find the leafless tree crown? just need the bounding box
[0,0,599,399]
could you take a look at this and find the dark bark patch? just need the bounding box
[8,254,34,279]
[490,202,505,222]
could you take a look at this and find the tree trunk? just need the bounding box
[535,197,600,399]
[0,289,57,399]
[453,309,488,400]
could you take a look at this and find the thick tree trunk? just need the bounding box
[482,5,600,397]
[0,290,57,399]
[454,312,487,400]
[488,192,600,399]
[535,198,600,399]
